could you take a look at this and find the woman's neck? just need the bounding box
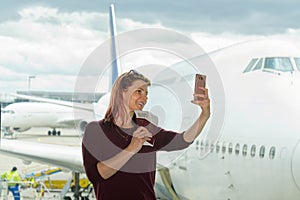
[115,111,134,128]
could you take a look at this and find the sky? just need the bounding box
[1,0,300,93]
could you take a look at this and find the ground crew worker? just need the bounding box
[1,166,22,200]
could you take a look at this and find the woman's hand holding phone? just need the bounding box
[192,74,210,117]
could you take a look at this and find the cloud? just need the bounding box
[0,65,25,81]
[0,6,113,93]
[118,18,163,32]
[0,6,169,93]
[3,1,300,34]
[28,75,76,91]
[1,4,300,93]
[114,0,300,35]
[0,6,105,78]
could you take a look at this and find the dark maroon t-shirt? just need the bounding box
[82,120,192,200]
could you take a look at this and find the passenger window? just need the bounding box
[210,143,214,152]
[205,141,209,152]
[250,145,256,157]
[294,58,300,71]
[269,146,276,159]
[216,142,220,153]
[243,58,258,73]
[235,143,240,155]
[222,142,227,154]
[200,140,204,151]
[228,143,233,154]
[252,58,263,71]
[264,57,293,72]
[259,146,265,158]
[242,144,247,156]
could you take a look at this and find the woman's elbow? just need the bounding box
[100,174,110,180]
[96,162,111,180]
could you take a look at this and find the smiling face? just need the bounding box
[123,80,149,113]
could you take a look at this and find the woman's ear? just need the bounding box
[122,88,127,97]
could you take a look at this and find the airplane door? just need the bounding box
[291,139,300,191]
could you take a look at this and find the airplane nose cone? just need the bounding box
[292,139,300,191]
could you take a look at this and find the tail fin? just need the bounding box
[109,4,119,87]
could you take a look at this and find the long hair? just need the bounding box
[104,70,151,125]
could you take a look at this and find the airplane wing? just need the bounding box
[0,139,84,173]
[56,117,84,126]
[9,93,94,112]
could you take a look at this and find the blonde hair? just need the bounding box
[104,70,151,125]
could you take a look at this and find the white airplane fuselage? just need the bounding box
[2,102,92,133]
[153,39,300,200]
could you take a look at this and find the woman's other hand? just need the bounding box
[126,126,152,154]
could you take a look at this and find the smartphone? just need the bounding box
[194,74,206,101]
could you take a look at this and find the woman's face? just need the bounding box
[123,80,148,112]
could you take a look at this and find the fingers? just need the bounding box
[129,127,153,153]
[192,87,210,107]
[133,126,152,139]
[191,98,210,106]
[193,87,209,100]
[194,87,208,99]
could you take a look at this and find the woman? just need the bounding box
[82,70,210,200]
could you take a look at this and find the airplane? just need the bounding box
[1,100,94,136]
[1,4,300,200]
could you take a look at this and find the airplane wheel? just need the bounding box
[64,197,72,200]
[52,130,57,136]
[57,131,61,136]
[48,131,51,136]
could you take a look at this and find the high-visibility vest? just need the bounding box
[1,171,22,186]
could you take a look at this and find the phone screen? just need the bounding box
[194,74,206,101]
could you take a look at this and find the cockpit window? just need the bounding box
[264,57,293,72]
[244,57,298,74]
[1,110,15,114]
[253,58,263,71]
[294,58,300,71]
[243,58,258,73]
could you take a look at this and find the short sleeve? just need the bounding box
[82,121,105,183]
[82,121,106,161]
[82,120,126,183]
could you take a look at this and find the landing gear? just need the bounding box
[158,167,181,200]
[2,127,16,139]
[47,129,61,136]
